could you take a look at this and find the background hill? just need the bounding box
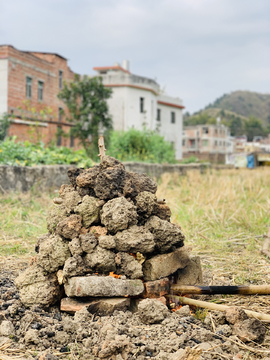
[204,91,270,126]
[184,91,270,140]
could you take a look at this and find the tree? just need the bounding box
[244,116,266,141]
[58,75,113,158]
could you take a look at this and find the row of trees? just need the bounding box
[184,111,268,141]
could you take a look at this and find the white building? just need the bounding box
[93,61,184,159]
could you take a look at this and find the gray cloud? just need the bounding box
[0,0,269,112]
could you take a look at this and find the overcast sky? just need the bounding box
[0,0,269,113]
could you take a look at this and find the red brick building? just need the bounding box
[0,45,79,147]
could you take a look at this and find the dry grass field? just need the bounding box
[1,168,270,317]
[1,168,270,281]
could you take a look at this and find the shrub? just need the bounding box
[107,128,176,164]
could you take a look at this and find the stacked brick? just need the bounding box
[15,156,191,310]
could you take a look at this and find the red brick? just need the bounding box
[143,277,170,298]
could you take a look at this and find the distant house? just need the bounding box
[93,61,185,160]
[183,124,234,162]
[0,45,78,147]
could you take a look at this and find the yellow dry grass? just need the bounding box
[157,168,270,286]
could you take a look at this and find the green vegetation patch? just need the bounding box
[0,137,93,167]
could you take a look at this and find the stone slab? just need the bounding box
[61,297,130,315]
[64,276,144,297]
[130,296,167,313]
[177,255,203,286]
[143,247,191,281]
[143,278,170,298]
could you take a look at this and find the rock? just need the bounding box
[177,256,203,285]
[143,247,191,281]
[77,186,96,197]
[58,184,81,213]
[101,197,138,233]
[225,306,248,325]
[87,298,131,316]
[37,234,71,273]
[54,331,70,345]
[57,270,64,285]
[84,246,116,273]
[125,172,157,195]
[15,265,60,307]
[169,347,202,360]
[46,204,68,233]
[175,305,191,317]
[145,216,185,253]
[35,233,50,253]
[98,235,116,250]
[98,334,130,358]
[64,276,144,297]
[56,214,82,239]
[0,320,15,336]
[153,203,172,221]
[68,237,83,256]
[135,191,157,218]
[114,225,155,254]
[63,255,87,278]
[61,298,94,313]
[115,252,143,279]
[74,195,100,228]
[100,156,125,171]
[89,225,107,238]
[25,329,39,344]
[76,166,99,188]
[233,318,266,343]
[94,165,126,200]
[138,298,169,324]
[80,233,98,253]
[67,167,84,187]
[215,324,232,337]
[122,172,139,198]
[143,278,170,298]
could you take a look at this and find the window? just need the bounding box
[202,127,208,134]
[58,108,63,123]
[140,97,144,113]
[70,135,74,148]
[59,70,63,89]
[182,139,185,146]
[57,126,62,146]
[202,140,209,147]
[171,112,175,124]
[215,140,218,146]
[26,77,32,98]
[190,139,196,149]
[157,109,161,121]
[38,81,44,101]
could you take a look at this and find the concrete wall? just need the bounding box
[0,162,210,193]
[0,59,8,115]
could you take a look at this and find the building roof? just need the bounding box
[25,51,67,61]
[93,66,130,74]
[0,45,67,61]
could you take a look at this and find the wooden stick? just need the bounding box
[171,284,270,295]
[98,135,106,159]
[166,295,270,322]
